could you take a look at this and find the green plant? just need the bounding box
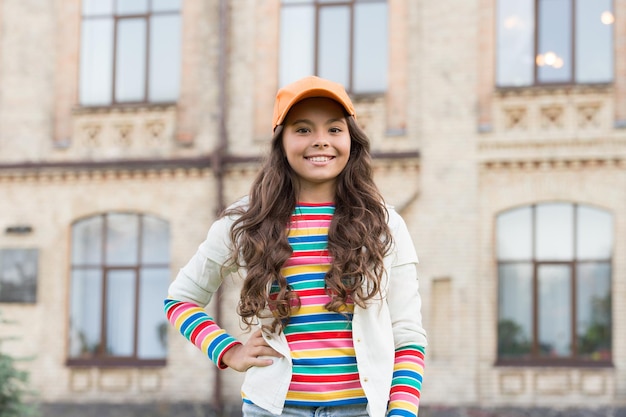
[578,293,612,360]
[498,319,531,357]
[0,312,38,417]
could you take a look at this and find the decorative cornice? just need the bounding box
[0,150,420,181]
[0,156,213,172]
[494,83,612,98]
[480,157,624,171]
[478,137,626,151]
[72,103,177,116]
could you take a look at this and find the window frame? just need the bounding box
[495,203,613,367]
[495,0,614,88]
[79,2,181,107]
[67,212,170,368]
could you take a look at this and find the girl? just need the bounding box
[164,76,427,417]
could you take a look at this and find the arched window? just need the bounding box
[496,203,612,365]
[68,213,170,366]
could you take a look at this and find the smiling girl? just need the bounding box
[164,76,427,417]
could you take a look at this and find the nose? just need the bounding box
[312,134,330,148]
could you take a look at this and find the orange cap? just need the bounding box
[272,76,356,131]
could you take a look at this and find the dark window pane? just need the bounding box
[536,203,573,260]
[279,5,315,86]
[577,206,613,260]
[115,18,147,102]
[106,270,136,356]
[0,249,38,303]
[83,0,114,16]
[496,0,534,86]
[576,0,613,83]
[152,0,181,12]
[353,2,387,93]
[138,268,170,359]
[149,15,181,102]
[537,0,572,83]
[72,216,103,265]
[106,214,139,265]
[318,6,350,87]
[80,19,114,105]
[497,206,532,260]
[69,269,103,358]
[538,264,572,357]
[577,263,611,360]
[498,263,532,358]
[141,216,170,264]
[116,0,149,15]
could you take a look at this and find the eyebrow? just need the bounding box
[289,118,347,126]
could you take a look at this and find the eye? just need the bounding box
[295,126,311,134]
[329,127,343,134]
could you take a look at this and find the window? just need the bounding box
[280,0,388,94]
[68,213,170,366]
[0,249,38,303]
[497,203,613,365]
[496,0,613,87]
[79,0,182,106]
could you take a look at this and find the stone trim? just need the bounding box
[0,151,419,182]
[480,158,624,171]
[386,0,409,134]
[614,0,626,124]
[37,403,626,417]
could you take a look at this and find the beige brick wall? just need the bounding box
[0,0,56,161]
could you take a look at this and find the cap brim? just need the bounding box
[274,89,355,129]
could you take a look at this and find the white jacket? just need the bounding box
[168,202,427,417]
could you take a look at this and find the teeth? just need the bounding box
[308,156,331,162]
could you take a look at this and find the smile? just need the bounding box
[305,156,334,163]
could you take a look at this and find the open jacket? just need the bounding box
[167,200,427,417]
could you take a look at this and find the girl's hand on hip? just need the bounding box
[221,329,282,372]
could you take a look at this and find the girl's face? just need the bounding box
[282,97,351,203]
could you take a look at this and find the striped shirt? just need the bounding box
[275,202,367,407]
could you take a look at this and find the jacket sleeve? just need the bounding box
[164,215,242,369]
[167,215,236,306]
[386,210,427,416]
[386,210,427,349]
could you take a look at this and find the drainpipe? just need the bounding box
[213,0,229,413]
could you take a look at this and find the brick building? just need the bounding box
[0,0,624,416]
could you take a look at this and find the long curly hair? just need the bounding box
[224,115,392,333]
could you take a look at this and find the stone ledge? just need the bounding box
[38,403,626,417]
[422,407,626,417]
[39,402,219,417]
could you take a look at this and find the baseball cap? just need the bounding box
[272,76,356,131]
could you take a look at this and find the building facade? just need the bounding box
[0,0,624,415]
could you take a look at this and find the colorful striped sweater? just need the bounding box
[164,203,424,416]
[276,203,366,406]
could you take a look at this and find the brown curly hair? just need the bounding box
[224,116,392,333]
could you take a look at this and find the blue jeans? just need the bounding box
[242,402,369,417]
